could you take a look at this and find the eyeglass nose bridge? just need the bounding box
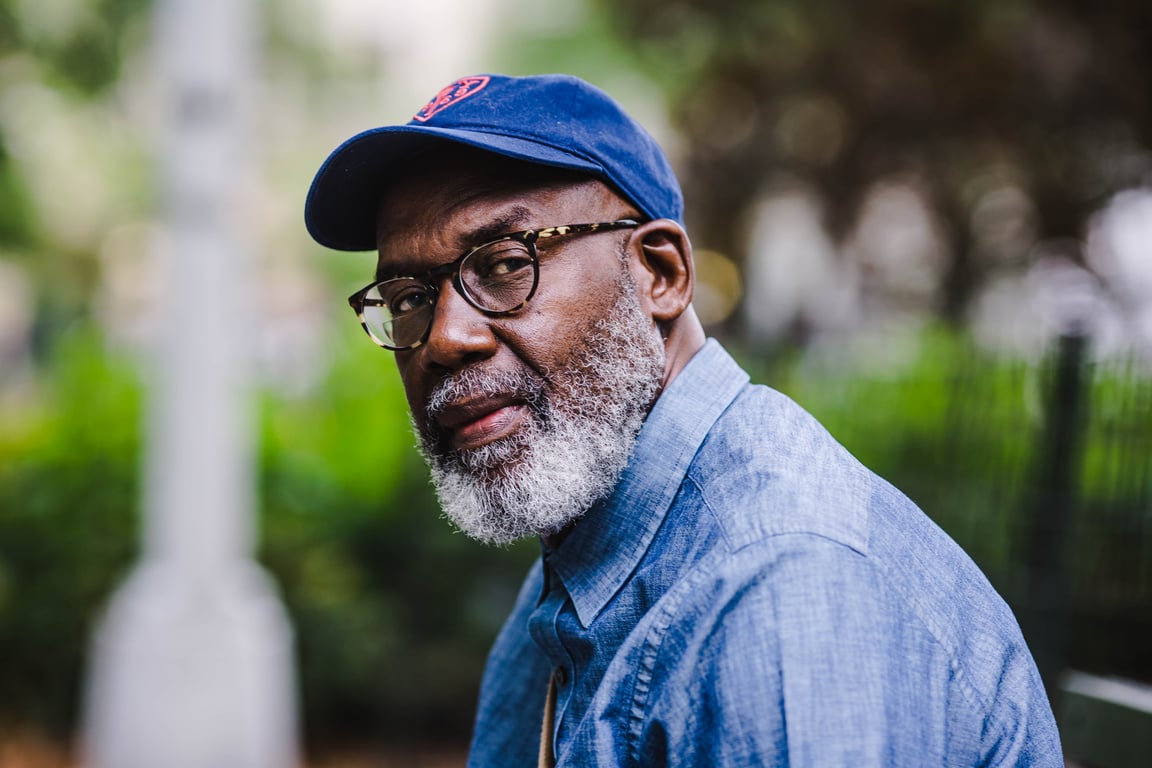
[413,247,522,345]
[414,249,539,356]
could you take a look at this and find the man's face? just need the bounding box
[375,161,666,543]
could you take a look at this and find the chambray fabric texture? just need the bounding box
[466,339,1062,767]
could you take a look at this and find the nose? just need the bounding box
[420,277,499,370]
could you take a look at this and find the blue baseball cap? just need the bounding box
[305,73,684,251]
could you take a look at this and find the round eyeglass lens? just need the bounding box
[459,240,537,312]
[362,278,436,349]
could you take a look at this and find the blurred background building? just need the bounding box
[0,0,1149,765]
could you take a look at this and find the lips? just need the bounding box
[434,394,530,451]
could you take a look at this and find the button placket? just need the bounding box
[528,556,579,762]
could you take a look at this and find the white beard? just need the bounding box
[416,276,666,545]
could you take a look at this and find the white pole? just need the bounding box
[82,0,298,765]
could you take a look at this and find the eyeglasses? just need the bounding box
[348,219,640,351]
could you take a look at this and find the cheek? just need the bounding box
[395,356,429,423]
[503,272,624,370]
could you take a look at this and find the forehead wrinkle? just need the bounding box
[375,169,533,245]
[456,205,535,248]
[376,171,607,245]
[374,173,626,281]
[375,205,537,281]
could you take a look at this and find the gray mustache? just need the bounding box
[425,366,547,422]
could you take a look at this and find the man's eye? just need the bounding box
[390,287,432,314]
[472,242,532,280]
[483,255,532,278]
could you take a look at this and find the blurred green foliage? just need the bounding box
[0,327,140,736]
[0,0,150,97]
[0,0,155,736]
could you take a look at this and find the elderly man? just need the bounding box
[305,74,1061,767]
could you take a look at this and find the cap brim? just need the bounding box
[304,125,605,252]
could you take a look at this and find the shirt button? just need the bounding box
[554,666,568,686]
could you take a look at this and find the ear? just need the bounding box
[627,219,695,324]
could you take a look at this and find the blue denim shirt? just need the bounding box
[467,340,1062,767]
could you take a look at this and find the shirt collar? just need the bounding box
[548,339,750,627]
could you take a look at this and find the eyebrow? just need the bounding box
[460,206,534,247]
[375,206,536,282]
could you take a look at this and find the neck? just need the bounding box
[659,307,708,393]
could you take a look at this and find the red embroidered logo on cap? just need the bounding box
[413,76,490,122]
